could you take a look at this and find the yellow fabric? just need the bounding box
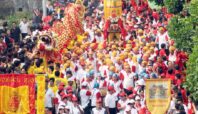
[33,66,45,74]
[36,75,45,114]
[104,0,122,19]
[48,73,55,79]
[27,65,35,74]
[0,86,29,114]
[145,79,171,114]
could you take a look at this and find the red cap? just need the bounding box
[59,91,65,96]
[119,92,126,97]
[108,86,115,91]
[58,86,64,91]
[68,89,73,93]
[66,86,72,91]
[72,96,78,101]
[128,94,135,99]
[59,82,65,86]
[62,94,68,99]
[127,86,133,91]
[67,93,73,98]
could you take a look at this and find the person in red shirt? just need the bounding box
[175,74,182,87]
[166,68,175,83]
[159,43,167,57]
[152,9,159,21]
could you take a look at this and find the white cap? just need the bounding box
[81,82,88,87]
[136,79,145,86]
[127,99,135,104]
[135,96,141,100]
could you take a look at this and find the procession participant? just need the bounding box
[58,94,73,112]
[95,72,107,88]
[91,82,101,109]
[108,73,123,93]
[45,78,55,114]
[105,86,118,114]
[117,92,128,114]
[119,64,135,91]
[80,82,92,114]
[155,26,170,49]
[92,98,106,114]
[71,95,84,114]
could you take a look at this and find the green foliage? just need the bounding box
[188,0,198,29]
[148,0,164,6]
[6,11,33,28]
[181,0,198,102]
[184,35,198,101]
[164,0,185,14]
[167,15,195,53]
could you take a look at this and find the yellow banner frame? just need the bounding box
[145,79,171,114]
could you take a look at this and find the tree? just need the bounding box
[164,0,185,14]
[167,15,195,53]
[184,36,198,101]
[181,0,198,101]
[148,0,164,6]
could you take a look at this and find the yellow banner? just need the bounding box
[36,75,46,114]
[145,79,171,114]
[0,86,29,114]
[104,0,122,19]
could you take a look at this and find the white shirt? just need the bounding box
[92,107,106,114]
[91,88,101,107]
[131,108,138,114]
[71,105,83,114]
[105,93,118,108]
[120,70,134,89]
[156,32,169,49]
[58,101,73,113]
[45,88,55,108]
[117,99,128,114]
[80,89,91,108]
[76,68,87,83]
[19,21,29,33]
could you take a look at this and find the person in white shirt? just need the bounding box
[92,98,106,114]
[117,92,128,114]
[91,83,101,108]
[105,86,118,114]
[79,82,92,114]
[45,83,55,113]
[128,99,138,114]
[58,94,73,113]
[19,17,29,38]
[71,96,84,114]
[155,27,170,49]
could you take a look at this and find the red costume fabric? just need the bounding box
[103,17,127,40]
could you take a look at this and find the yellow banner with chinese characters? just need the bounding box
[104,0,122,19]
[36,75,46,114]
[145,79,171,114]
[0,74,35,114]
[0,86,29,114]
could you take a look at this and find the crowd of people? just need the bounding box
[0,0,196,114]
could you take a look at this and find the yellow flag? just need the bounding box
[145,79,171,114]
[0,74,35,114]
[36,75,46,114]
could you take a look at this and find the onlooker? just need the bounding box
[19,17,29,39]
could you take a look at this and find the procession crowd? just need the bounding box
[0,0,196,114]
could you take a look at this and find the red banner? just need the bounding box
[0,74,35,114]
